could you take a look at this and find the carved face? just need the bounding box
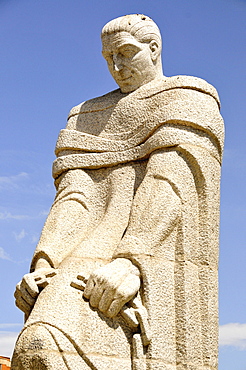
[102,32,159,93]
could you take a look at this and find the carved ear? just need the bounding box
[149,40,160,61]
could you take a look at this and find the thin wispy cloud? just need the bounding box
[14,229,27,242]
[0,172,29,191]
[0,212,30,220]
[0,210,49,221]
[0,247,11,260]
[31,234,39,243]
[0,170,54,197]
[29,184,54,197]
[38,209,50,217]
[219,323,246,350]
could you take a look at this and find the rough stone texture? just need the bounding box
[12,14,224,370]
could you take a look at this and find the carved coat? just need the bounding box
[12,76,224,370]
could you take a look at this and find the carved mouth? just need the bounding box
[117,75,132,83]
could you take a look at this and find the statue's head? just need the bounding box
[101,14,163,93]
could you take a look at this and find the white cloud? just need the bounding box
[0,331,19,357]
[0,212,29,220]
[219,323,246,350]
[14,229,27,242]
[0,209,49,221]
[0,247,11,260]
[38,209,50,217]
[0,172,29,191]
[31,234,39,243]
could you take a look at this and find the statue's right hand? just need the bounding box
[14,268,56,317]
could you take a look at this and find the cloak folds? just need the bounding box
[53,75,223,175]
[13,76,224,370]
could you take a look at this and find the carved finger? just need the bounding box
[16,279,36,306]
[18,286,36,306]
[22,274,39,298]
[106,275,140,318]
[15,295,32,316]
[98,287,116,313]
[106,297,126,318]
[89,283,105,308]
[14,282,21,296]
[83,277,96,299]
[14,286,21,303]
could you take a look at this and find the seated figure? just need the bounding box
[12,14,224,370]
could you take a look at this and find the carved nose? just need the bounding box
[113,55,123,71]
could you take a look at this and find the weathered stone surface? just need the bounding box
[12,14,224,369]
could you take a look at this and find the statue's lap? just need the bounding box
[18,258,133,363]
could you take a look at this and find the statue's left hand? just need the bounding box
[14,268,57,318]
[74,258,140,318]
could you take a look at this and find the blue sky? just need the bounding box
[0,0,246,368]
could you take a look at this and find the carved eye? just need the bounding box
[119,45,139,59]
[121,49,134,58]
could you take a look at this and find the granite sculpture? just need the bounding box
[12,14,224,370]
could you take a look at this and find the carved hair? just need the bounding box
[101,14,162,49]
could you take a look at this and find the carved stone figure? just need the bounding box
[12,14,224,370]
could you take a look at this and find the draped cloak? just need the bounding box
[12,76,224,370]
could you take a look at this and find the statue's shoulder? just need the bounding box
[67,88,122,120]
[162,75,220,106]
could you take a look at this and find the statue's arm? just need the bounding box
[14,263,57,319]
[14,168,95,317]
[83,150,182,318]
[116,149,182,258]
[30,169,96,271]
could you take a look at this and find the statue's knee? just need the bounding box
[12,324,60,369]
[14,324,58,353]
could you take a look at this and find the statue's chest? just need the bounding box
[74,95,158,140]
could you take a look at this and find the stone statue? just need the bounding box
[12,14,224,370]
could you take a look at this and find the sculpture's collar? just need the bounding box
[132,75,220,107]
